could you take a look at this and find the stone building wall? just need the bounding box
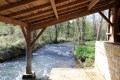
[95,41,120,80]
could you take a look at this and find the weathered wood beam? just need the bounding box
[17,0,89,21]
[24,2,88,23]
[21,27,27,42]
[50,0,59,19]
[118,8,120,16]
[0,16,27,27]
[7,0,68,18]
[30,2,113,31]
[0,0,36,12]
[98,11,113,27]
[88,0,99,10]
[31,27,46,46]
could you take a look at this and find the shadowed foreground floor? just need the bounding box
[49,68,105,80]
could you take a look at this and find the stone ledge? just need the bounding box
[22,72,36,80]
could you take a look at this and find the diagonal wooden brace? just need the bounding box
[98,11,113,27]
[31,27,47,46]
[21,27,27,42]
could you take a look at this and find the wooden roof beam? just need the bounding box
[0,16,27,27]
[0,0,37,12]
[29,2,114,31]
[50,0,59,19]
[98,11,113,27]
[88,0,99,10]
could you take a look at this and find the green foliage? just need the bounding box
[74,41,95,67]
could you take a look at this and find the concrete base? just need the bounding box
[22,72,36,80]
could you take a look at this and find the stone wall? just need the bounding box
[95,41,120,80]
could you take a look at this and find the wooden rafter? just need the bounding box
[29,2,113,31]
[7,0,68,18]
[98,11,113,27]
[0,0,36,12]
[23,2,88,23]
[31,27,46,46]
[18,0,89,21]
[50,0,59,19]
[88,0,99,10]
[0,16,27,27]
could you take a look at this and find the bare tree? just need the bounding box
[54,24,59,43]
[65,21,71,40]
[81,17,86,45]
[96,16,103,40]
[92,14,97,39]
[76,18,81,44]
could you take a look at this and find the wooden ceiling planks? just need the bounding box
[17,0,90,21]
[7,0,68,18]
[0,0,114,31]
[0,0,37,12]
[29,2,114,31]
[27,0,110,25]
[20,0,89,22]
[25,2,88,23]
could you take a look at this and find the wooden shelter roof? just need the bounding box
[0,0,114,31]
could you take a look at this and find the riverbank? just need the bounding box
[0,41,44,62]
[74,41,95,67]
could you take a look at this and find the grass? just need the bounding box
[74,41,95,67]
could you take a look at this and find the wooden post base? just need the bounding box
[22,72,36,80]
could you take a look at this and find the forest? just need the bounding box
[0,12,108,66]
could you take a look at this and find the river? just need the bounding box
[0,42,80,80]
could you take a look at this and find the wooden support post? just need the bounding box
[22,26,36,79]
[113,0,120,42]
[26,27,32,74]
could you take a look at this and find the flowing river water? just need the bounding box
[0,42,80,80]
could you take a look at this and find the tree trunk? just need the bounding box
[54,24,59,43]
[92,14,97,39]
[32,30,37,40]
[81,17,86,45]
[76,18,81,44]
[96,16,103,40]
